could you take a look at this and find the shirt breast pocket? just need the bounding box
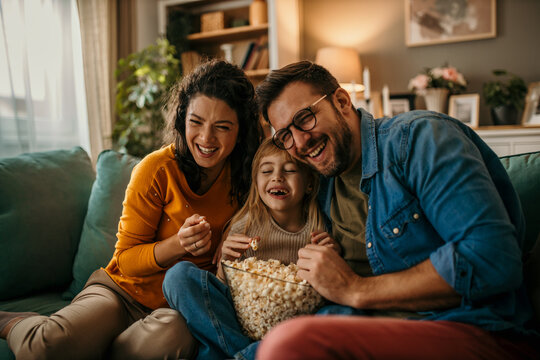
[379,198,437,266]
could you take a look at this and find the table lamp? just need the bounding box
[315,47,364,105]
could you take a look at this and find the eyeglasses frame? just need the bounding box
[272,93,328,150]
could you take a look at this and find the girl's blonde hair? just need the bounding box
[229,138,326,237]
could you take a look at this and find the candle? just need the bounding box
[382,85,390,117]
[363,67,371,101]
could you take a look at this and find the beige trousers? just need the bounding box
[7,269,197,360]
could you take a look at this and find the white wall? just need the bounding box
[136,0,159,50]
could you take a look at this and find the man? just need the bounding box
[254,61,538,359]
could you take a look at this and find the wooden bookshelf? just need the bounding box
[186,24,269,43]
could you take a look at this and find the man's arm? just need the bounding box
[297,244,461,311]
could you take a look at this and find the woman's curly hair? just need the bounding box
[163,59,263,204]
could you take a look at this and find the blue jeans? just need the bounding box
[163,261,366,360]
[163,261,257,360]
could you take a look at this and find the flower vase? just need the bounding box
[423,88,449,113]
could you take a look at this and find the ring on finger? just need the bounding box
[193,241,198,250]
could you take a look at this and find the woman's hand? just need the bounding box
[310,231,341,254]
[220,233,256,262]
[178,214,212,256]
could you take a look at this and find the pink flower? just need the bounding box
[409,64,467,94]
[442,66,459,82]
[408,74,429,91]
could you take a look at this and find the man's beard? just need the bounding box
[304,106,353,177]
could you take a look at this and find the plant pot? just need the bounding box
[423,88,449,113]
[491,106,519,125]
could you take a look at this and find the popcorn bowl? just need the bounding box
[222,258,324,340]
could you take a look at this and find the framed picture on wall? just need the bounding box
[389,94,416,116]
[448,94,479,128]
[522,82,540,126]
[405,0,496,47]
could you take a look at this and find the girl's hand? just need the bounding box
[221,233,257,261]
[178,214,212,256]
[311,231,341,254]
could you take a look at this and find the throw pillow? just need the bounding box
[500,151,540,254]
[0,147,94,300]
[63,150,140,299]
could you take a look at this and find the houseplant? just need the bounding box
[113,38,180,157]
[409,65,467,113]
[483,70,527,125]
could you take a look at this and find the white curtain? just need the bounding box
[76,0,118,163]
[0,0,90,159]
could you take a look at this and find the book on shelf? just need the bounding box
[254,40,269,70]
[181,51,202,75]
[241,41,257,69]
[242,34,268,71]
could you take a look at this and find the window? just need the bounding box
[0,0,89,158]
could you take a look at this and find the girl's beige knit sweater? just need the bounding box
[230,215,311,265]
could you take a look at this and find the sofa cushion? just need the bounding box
[500,151,540,328]
[499,151,540,253]
[63,150,140,299]
[0,147,94,301]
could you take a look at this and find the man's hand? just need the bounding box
[310,231,341,254]
[297,244,359,306]
[298,245,461,311]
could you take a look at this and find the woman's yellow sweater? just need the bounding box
[104,144,237,309]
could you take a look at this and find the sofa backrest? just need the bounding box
[63,149,140,299]
[0,147,95,300]
[499,151,540,254]
[500,151,540,328]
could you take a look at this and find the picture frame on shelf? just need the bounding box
[405,0,496,47]
[389,94,415,116]
[448,94,480,128]
[521,82,540,126]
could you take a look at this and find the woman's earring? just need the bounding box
[306,184,313,194]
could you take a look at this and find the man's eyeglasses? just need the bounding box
[272,93,328,150]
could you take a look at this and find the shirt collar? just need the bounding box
[358,108,378,179]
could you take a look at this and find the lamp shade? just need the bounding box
[315,47,364,93]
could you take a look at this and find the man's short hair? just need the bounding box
[255,61,340,124]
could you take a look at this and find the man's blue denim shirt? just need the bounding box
[318,109,534,334]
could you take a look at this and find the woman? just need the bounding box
[0,59,263,360]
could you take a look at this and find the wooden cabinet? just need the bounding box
[475,126,540,157]
[157,0,301,84]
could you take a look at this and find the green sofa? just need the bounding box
[0,147,139,360]
[0,147,539,359]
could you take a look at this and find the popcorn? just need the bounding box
[249,237,259,251]
[222,257,324,340]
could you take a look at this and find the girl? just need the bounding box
[163,138,341,360]
[0,59,262,360]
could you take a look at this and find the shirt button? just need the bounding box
[367,242,372,248]
[393,227,399,234]
[167,218,170,222]
[368,205,371,210]
[154,193,158,196]
[185,204,189,208]
[413,213,420,220]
